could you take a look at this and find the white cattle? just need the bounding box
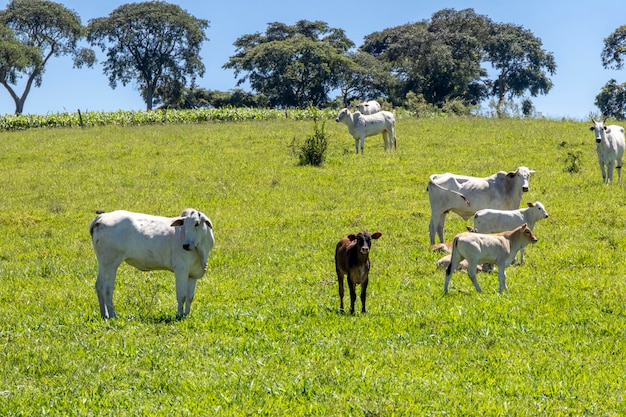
[590,119,625,184]
[357,100,381,115]
[90,208,214,319]
[427,166,535,245]
[335,108,397,153]
[444,224,538,294]
[472,201,548,263]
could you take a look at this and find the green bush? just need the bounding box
[296,109,328,166]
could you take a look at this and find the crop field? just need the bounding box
[1,116,626,415]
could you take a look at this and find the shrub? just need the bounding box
[296,109,328,166]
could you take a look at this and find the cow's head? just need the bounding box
[527,201,549,219]
[347,230,382,255]
[171,208,213,251]
[508,166,535,192]
[335,108,350,123]
[590,118,609,143]
[518,223,538,245]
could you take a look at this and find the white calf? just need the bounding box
[357,100,381,115]
[472,201,548,263]
[90,208,214,319]
[444,224,537,294]
[590,119,625,184]
[335,108,397,153]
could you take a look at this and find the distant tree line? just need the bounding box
[4,0,621,118]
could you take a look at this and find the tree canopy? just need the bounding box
[87,1,209,110]
[224,20,355,107]
[0,0,94,114]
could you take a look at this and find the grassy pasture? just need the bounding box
[1,116,626,415]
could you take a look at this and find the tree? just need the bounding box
[224,20,354,108]
[484,23,556,118]
[87,1,208,111]
[361,9,491,107]
[595,79,626,119]
[0,0,94,114]
[601,25,626,70]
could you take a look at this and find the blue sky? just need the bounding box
[1,0,625,119]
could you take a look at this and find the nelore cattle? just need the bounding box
[590,119,625,184]
[335,230,382,314]
[471,201,548,263]
[335,108,397,153]
[357,100,381,115]
[90,208,214,319]
[427,166,535,245]
[444,224,537,294]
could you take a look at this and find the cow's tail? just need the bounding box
[427,178,471,206]
[445,236,460,275]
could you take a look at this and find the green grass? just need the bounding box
[1,117,626,415]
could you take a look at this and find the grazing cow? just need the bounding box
[335,108,397,153]
[472,201,548,263]
[335,230,382,314]
[90,208,214,319]
[590,119,625,184]
[357,100,381,115]
[427,166,535,245]
[444,224,537,294]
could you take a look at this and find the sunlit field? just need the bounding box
[1,116,625,415]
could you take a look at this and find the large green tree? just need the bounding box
[361,9,491,107]
[224,20,354,108]
[0,0,94,114]
[601,25,626,70]
[484,23,556,118]
[595,79,626,119]
[87,1,209,110]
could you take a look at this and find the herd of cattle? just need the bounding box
[88,104,626,318]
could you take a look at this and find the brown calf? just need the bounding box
[335,230,382,314]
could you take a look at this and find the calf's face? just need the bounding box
[171,209,213,251]
[590,119,607,143]
[348,231,382,255]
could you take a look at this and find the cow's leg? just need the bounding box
[174,268,192,318]
[496,261,508,292]
[95,262,120,319]
[360,135,365,154]
[184,278,198,317]
[382,131,389,151]
[519,247,525,264]
[444,255,461,294]
[598,158,607,183]
[618,164,623,183]
[360,279,368,313]
[429,212,446,245]
[337,268,345,313]
[354,138,359,154]
[466,262,482,293]
[347,276,357,314]
[607,161,615,184]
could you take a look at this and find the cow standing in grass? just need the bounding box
[335,108,396,153]
[335,230,382,314]
[590,119,625,184]
[90,208,214,319]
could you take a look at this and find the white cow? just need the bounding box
[444,224,538,294]
[90,208,214,319]
[357,100,381,115]
[590,119,625,184]
[472,201,548,263]
[427,166,535,245]
[335,108,397,153]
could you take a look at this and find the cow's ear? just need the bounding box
[204,219,213,229]
[371,232,382,240]
[171,218,184,227]
[605,127,611,134]
[527,202,534,207]
[590,125,595,131]
[347,234,357,241]
[507,170,517,177]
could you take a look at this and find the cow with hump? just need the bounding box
[444,224,538,294]
[335,230,382,314]
[427,166,535,245]
[90,208,214,319]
